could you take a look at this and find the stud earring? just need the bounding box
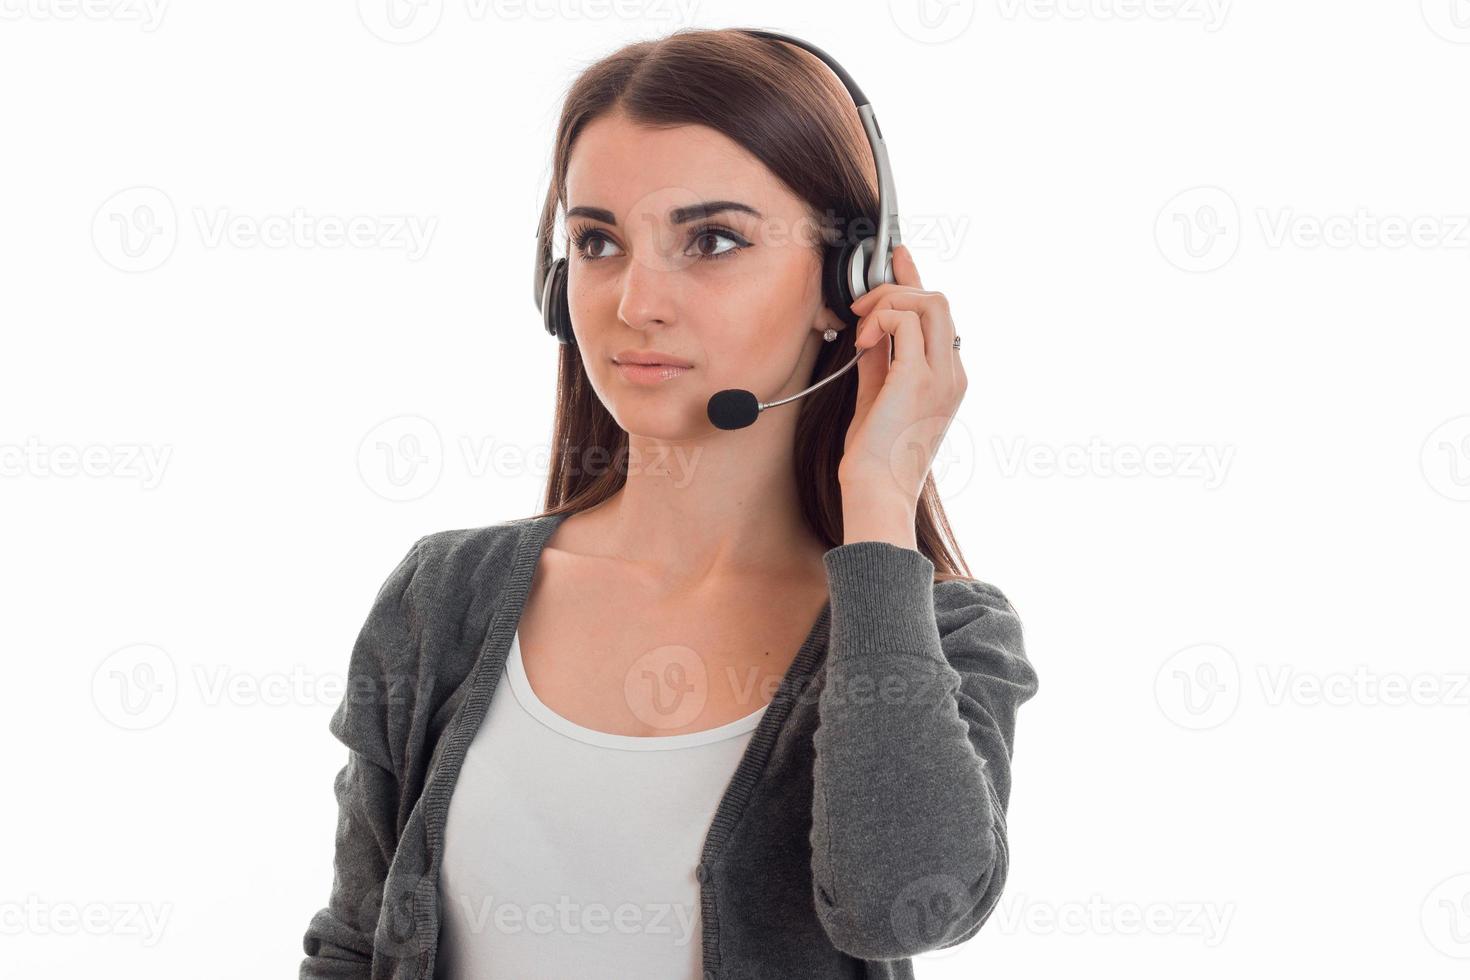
[822,328,838,342]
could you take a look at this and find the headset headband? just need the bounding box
[739,28,901,291]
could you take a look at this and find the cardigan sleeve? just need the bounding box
[810,539,1039,961]
[300,537,426,980]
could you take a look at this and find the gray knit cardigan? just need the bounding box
[300,510,1039,979]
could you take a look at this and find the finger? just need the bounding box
[856,290,955,371]
[852,276,940,318]
[855,305,902,349]
[849,281,918,317]
[891,308,926,368]
[893,244,924,289]
[852,314,890,416]
[865,308,924,368]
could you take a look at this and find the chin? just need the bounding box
[607,399,710,442]
[587,366,706,434]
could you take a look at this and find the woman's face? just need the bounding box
[562,108,843,439]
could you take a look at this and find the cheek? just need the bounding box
[566,266,614,314]
[747,249,824,350]
[564,269,623,345]
[699,254,821,378]
[734,242,822,317]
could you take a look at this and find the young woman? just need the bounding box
[301,27,1038,980]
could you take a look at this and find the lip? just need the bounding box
[613,348,695,368]
[615,362,691,385]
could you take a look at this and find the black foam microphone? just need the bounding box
[706,344,874,430]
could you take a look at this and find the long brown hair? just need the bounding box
[532,27,973,583]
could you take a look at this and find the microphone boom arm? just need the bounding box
[758,343,872,411]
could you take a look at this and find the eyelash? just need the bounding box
[568,223,749,263]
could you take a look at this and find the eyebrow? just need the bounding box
[565,200,763,225]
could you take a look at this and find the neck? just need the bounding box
[575,416,825,590]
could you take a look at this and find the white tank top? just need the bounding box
[434,629,768,980]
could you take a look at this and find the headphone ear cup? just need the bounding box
[543,257,575,345]
[822,241,863,330]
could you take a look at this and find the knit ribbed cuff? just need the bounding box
[821,540,939,661]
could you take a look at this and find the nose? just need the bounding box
[615,246,680,331]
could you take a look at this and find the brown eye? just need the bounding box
[687,226,748,261]
[570,227,624,261]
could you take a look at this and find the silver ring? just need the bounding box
[952,335,962,351]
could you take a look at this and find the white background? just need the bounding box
[2,1,1468,977]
